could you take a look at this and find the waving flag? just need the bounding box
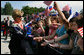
[69,8,72,16]
[73,12,79,18]
[25,20,32,27]
[78,27,83,38]
[68,12,79,22]
[75,12,79,16]
[63,5,70,11]
[49,6,53,11]
[43,1,52,6]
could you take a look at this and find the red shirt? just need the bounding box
[49,24,58,35]
[48,24,58,40]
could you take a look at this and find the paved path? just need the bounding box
[1,32,10,54]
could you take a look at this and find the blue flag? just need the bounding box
[69,8,72,16]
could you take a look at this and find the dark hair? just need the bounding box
[69,17,77,22]
[76,18,83,28]
[62,11,70,19]
[69,16,83,28]
[4,18,6,20]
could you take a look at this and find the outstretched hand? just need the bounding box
[49,43,60,48]
[33,37,43,42]
[41,42,48,46]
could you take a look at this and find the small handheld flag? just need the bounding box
[49,6,53,11]
[78,27,83,38]
[69,8,72,16]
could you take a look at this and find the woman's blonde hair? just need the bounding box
[12,9,24,20]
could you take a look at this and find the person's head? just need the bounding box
[62,11,70,19]
[57,12,70,29]
[51,16,58,24]
[12,9,24,23]
[4,18,6,20]
[38,19,45,26]
[45,16,51,25]
[57,15,65,25]
[7,17,9,20]
[57,11,70,24]
[69,16,83,33]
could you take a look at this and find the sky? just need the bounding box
[1,1,83,13]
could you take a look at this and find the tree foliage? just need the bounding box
[1,7,5,15]
[4,2,13,15]
[21,6,45,16]
[80,9,83,15]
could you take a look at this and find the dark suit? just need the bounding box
[8,23,34,54]
[4,20,12,40]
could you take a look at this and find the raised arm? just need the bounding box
[47,16,52,27]
[54,2,69,23]
[33,29,57,42]
[39,21,45,33]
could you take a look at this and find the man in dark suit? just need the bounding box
[4,17,12,40]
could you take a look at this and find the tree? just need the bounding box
[1,7,5,15]
[80,9,83,15]
[4,2,13,15]
[22,6,45,17]
[21,6,30,16]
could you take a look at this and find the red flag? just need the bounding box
[78,27,83,37]
[43,1,52,6]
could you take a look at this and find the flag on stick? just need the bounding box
[78,27,83,38]
[69,8,72,16]
[49,6,53,11]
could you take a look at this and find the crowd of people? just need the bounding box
[1,2,83,54]
[1,17,12,40]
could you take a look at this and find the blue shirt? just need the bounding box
[56,25,69,44]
